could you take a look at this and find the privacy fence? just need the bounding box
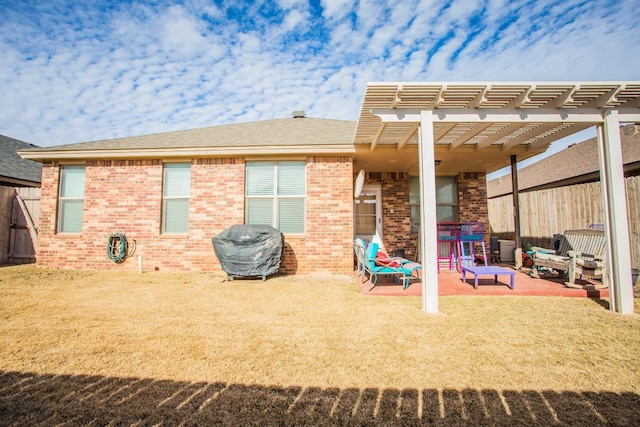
[488,175,639,269]
[0,186,40,265]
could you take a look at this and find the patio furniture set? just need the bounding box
[354,221,516,291]
[437,221,515,290]
[355,223,607,291]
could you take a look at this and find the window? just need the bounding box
[409,176,459,233]
[245,161,305,233]
[162,163,190,234]
[58,165,86,233]
[435,176,459,222]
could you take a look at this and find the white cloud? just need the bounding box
[159,6,209,55]
[0,0,638,146]
[320,0,354,21]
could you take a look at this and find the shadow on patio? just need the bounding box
[357,265,610,300]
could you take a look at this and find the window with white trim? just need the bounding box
[58,165,86,233]
[245,161,306,233]
[162,163,190,234]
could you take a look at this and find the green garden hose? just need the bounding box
[107,232,136,263]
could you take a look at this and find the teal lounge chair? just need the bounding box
[355,240,422,290]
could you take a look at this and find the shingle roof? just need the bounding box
[0,135,42,186]
[487,125,640,198]
[22,117,357,152]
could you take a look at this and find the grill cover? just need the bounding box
[212,224,284,280]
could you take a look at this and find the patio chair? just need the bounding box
[457,221,487,270]
[437,222,459,272]
[354,238,367,273]
[529,229,607,288]
[356,240,421,290]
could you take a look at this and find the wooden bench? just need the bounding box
[530,229,607,288]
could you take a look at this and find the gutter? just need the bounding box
[18,144,356,161]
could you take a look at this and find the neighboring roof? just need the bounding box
[0,135,42,186]
[19,117,357,161]
[487,124,640,198]
[353,81,640,175]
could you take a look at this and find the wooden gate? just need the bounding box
[0,186,40,265]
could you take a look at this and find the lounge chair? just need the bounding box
[354,239,422,290]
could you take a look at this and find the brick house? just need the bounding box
[17,110,494,275]
[20,117,356,274]
[18,82,640,313]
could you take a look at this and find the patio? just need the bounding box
[353,82,639,314]
[357,264,610,299]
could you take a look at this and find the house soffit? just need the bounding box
[353,82,640,175]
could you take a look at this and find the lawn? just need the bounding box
[1,265,639,425]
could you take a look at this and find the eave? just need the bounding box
[18,144,356,162]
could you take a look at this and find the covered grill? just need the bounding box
[212,224,284,281]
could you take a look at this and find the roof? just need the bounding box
[353,81,640,175]
[19,117,357,161]
[0,135,42,186]
[487,124,640,198]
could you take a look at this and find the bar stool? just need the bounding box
[458,221,487,269]
[437,222,459,272]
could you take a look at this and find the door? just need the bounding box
[354,184,382,244]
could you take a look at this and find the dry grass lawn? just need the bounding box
[1,264,639,425]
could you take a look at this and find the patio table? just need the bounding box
[461,265,515,290]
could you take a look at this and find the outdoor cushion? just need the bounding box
[575,258,601,269]
[375,252,403,268]
[533,252,569,262]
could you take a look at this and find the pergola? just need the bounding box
[353,81,640,314]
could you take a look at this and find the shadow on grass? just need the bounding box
[1,370,639,426]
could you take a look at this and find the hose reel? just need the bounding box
[107,232,136,263]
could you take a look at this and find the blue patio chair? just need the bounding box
[359,241,422,290]
[457,221,487,269]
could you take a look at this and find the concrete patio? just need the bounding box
[357,265,610,299]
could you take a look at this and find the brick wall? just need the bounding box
[286,156,354,274]
[457,172,489,251]
[37,162,61,267]
[36,157,353,275]
[362,172,414,259]
[458,172,488,224]
[357,171,488,261]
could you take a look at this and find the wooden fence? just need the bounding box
[0,186,40,265]
[488,175,640,269]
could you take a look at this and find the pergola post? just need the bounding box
[597,111,634,314]
[511,155,522,268]
[418,110,439,313]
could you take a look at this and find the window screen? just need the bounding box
[58,165,85,233]
[163,163,190,234]
[409,176,459,233]
[245,161,305,233]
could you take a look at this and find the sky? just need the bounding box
[1,0,638,173]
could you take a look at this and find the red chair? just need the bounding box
[437,222,460,272]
